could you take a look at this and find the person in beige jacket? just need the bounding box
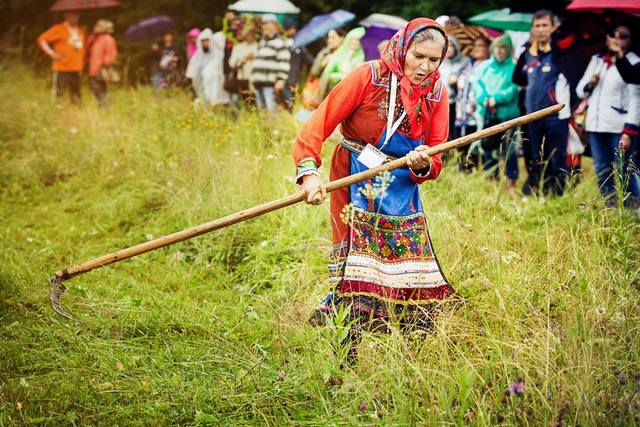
[229,23,258,105]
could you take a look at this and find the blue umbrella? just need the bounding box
[124,16,175,42]
[293,9,354,48]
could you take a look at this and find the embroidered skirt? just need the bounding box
[324,135,454,326]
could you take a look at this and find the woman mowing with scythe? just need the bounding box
[292,18,454,332]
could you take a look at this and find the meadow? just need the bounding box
[0,63,639,425]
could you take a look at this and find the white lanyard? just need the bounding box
[355,73,407,170]
[381,73,406,150]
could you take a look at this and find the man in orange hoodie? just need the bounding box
[37,11,85,104]
[87,20,118,107]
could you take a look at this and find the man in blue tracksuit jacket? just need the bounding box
[513,10,572,196]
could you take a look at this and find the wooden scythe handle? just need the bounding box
[53,104,563,281]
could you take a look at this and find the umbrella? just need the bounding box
[293,9,354,48]
[49,0,119,12]
[228,0,300,14]
[567,0,640,13]
[359,13,407,30]
[359,13,408,61]
[469,8,533,32]
[445,25,492,56]
[124,16,174,42]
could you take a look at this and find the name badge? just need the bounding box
[357,144,387,169]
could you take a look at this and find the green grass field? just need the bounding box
[1,63,639,426]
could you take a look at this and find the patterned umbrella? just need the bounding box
[49,0,119,12]
[445,24,493,56]
[293,9,354,48]
[124,16,175,42]
[469,8,533,32]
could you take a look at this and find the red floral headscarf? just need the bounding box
[382,18,448,131]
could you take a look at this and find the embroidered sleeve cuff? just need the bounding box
[623,124,639,137]
[295,159,320,184]
[409,165,433,183]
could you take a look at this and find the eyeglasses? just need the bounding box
[610,30,631,40]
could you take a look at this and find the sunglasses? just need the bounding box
[609,30,630,40]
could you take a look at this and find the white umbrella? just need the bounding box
[359,13,407,30]
[228,0,300,14]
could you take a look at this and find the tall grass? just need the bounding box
[0,62,638,426]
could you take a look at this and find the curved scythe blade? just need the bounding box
[49,275,81,322]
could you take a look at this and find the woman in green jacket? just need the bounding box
[319,27,365,99]
[472,34,520,189]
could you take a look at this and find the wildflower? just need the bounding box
[326,377,343,386]
[276,370,285,381]
[358,400,367,412]
[595,307,606,316]
[69,126,79,134]
[172,250,185,262]
[508,379,525,396]
[16,402,22,410]
[146,233,154,241]
[340,204,354,225]
[613,312,625,323]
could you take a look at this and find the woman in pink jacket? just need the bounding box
[87,20,118,107]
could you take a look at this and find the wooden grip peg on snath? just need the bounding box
[50,104,565,321]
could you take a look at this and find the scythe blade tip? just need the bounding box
[49,275,81,323]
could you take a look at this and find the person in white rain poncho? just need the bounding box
[186,29,215,102]
[202,31,230,105]
[186,29,230,105]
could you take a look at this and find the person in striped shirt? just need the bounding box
[250,14,291,113]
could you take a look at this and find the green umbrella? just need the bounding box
[469,8,533,32]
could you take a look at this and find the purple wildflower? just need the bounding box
[508,379,525,396]
[358,400,367,412]
[326,377,343,386]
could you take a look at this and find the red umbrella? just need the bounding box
[50,0,120,12]
[567,0,640,13]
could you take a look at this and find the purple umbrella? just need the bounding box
[124,16,175,42]
[359,13,407,61]
[360,27,398,61]
[293,9,355,48]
